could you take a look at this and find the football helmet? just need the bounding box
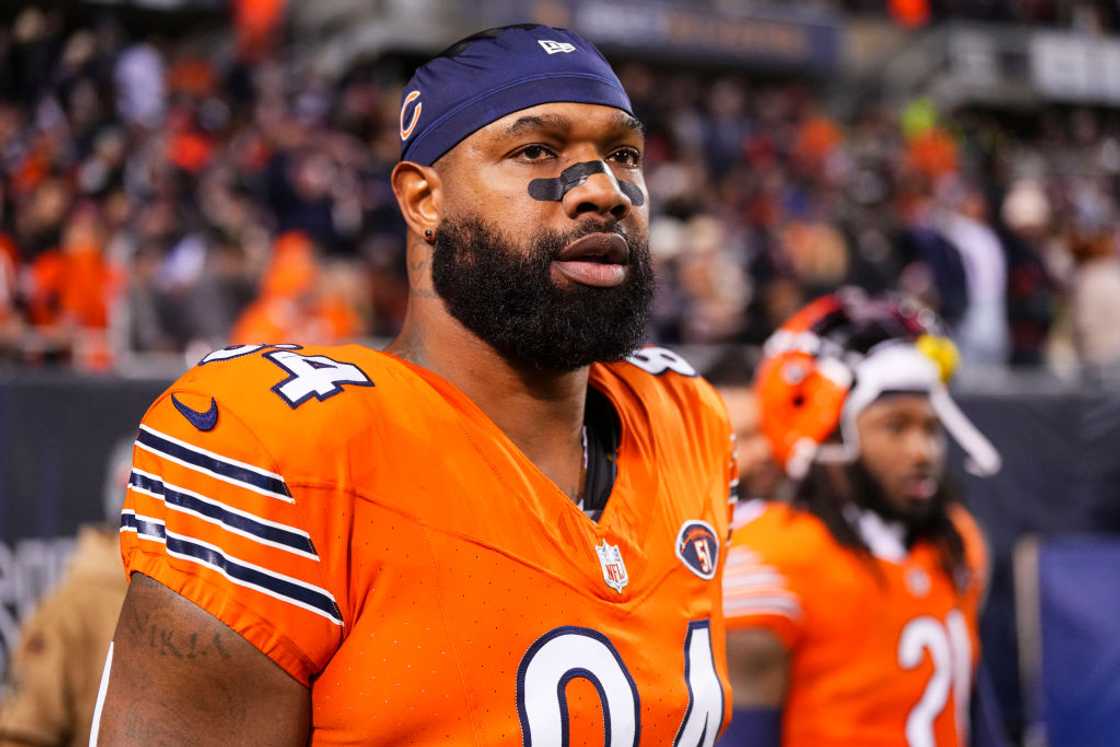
[755,288,1001,478]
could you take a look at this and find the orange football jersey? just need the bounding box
[723,499,988,747]
[120,343,735,745]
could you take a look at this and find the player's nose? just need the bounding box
[906,429,939,467]
[562,161,633,222]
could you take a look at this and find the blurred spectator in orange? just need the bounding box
[167,58,217,100]
[793,113,843,175]
[230,232,366,345]
[25,206,111,328]
[902,100,959,180]
[235,0,286,62]
[890,0,931,28]
[22,205,120,368]
[166,110,214,174]
[0,233,22,353]
[907,128,959,181]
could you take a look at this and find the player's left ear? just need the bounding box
[391,160,444,240]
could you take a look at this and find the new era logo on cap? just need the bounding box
[538,39,576,55]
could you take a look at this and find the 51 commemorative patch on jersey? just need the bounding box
[676,521,720,580]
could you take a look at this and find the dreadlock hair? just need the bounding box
[791,458,971,595]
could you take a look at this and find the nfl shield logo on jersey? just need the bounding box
[595,539,629,593]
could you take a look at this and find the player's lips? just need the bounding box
[901,475,938,500]
[551,233,629,288]
[557,233,629,264]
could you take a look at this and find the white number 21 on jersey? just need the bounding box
[898,610,972,747]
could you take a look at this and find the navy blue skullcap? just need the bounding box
[399,24,634,166]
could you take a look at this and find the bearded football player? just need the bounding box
[95,25,736,746]
[718,290,1000,747]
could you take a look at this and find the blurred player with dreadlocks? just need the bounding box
[717,289,1001,747]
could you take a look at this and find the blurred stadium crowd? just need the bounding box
[836,0,1120,29]
[2,4,1120,373]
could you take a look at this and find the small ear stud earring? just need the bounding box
[424,228,435,242]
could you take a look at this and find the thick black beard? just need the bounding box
[793,459,968,589]
[845,459,946,537]
[842,456,967,555]
[431,215,654,372]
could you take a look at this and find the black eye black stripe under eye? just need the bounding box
[527,161,645,206]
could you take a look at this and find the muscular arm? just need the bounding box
[717,628,789,746]
[726,628,789,707]
[95,574,309,746]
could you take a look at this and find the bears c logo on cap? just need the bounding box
[400,90,422,141]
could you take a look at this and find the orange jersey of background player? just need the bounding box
[120,343,735,746]
[722,499,988,747]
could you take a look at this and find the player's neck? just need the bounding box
[389,308,590,500]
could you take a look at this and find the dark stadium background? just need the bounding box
[1,1,1119,745]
